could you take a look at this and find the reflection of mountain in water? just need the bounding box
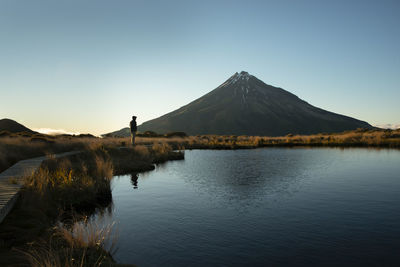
[178,149,333,208]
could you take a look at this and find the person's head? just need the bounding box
[132,116,136,120]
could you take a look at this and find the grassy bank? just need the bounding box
[1,128,399,173]
[0,144,183,266]
[131,128,400,149]
[0,133,124,173]
[184,128,400,149]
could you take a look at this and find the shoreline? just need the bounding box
[0,145,184,266]
[1,128,399,173]
[183,143,400,150]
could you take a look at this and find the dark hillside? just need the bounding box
[0,119,35,133]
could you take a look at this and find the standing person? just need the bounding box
[130,116,137,146]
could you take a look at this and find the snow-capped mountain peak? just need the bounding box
[229,71,252,84]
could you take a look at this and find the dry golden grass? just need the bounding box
[134,128,400,149]
[0,135,127,172]
[59,218,117,255]
[1,128,399,175]
[23,148,113,210]
[151,142,172,155]
[21,219,117,267]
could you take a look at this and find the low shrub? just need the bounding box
[137,131,162,137]
[165,131,187,138]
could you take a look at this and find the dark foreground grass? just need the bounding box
[0,144,183,266]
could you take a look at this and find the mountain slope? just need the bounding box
[138,71,372,136]
[0,118,35,133]
[102,127,130,137]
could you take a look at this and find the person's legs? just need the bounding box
[131,132,136,146]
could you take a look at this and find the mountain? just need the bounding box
[0,118,35,133]
[136,71,371,136]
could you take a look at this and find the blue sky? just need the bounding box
[1,0,399,135]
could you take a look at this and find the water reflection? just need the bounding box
[130,173,139,189]
[124,149,335,209]
[177,149,332,208]
[95,148,400,267]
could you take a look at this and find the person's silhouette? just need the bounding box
[130,116,137,146]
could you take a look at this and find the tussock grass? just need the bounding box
[0,135,124,173]
[59,219,117,254]
[21,219,117,267]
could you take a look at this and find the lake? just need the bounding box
[94,148,400,266]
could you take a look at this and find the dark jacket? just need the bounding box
[130,120,137,133]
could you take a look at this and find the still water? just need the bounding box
[97,148,400,266]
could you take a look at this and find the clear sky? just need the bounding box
[1,0,399,135]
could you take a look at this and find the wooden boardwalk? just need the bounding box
[0,151,80,224]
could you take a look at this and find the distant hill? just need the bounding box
[374,124,400,130]
[137,71,371,136]
[102,127,187,138]
[102,127,130,138]
[0,118,35,133]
